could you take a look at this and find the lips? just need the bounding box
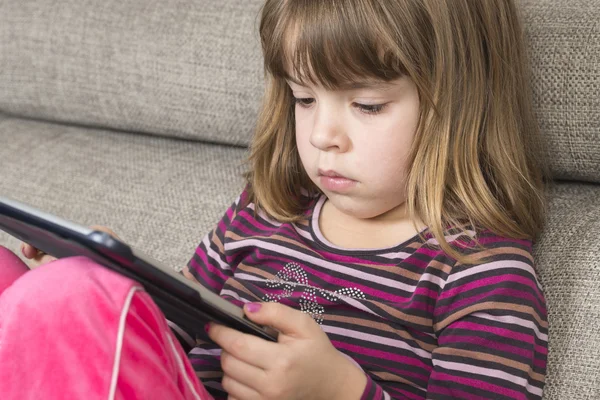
[318,169,352,180]
[317,169,357,192]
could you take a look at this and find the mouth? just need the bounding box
[318,169,352,180]
[317,169,357,192]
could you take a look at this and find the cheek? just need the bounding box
[295,118,313,163]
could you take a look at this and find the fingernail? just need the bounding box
[204,323,210,333]
[246,302,262,313]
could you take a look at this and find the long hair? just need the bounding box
[247,0,548,264]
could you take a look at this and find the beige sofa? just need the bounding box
[0,0,598,398]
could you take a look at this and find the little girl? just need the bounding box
[0,0,548,399]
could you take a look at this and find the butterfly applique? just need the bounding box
[263,262,366,324]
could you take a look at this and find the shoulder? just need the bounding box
[439,227,542,299]
[441,228,544,308]
[434,228,547,331]
[440,226,535,267]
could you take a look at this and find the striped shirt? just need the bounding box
[184,189,547,399]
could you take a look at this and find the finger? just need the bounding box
[208,323,277,370]
[222,374,261,400]
[21,243,39,259]
[90,225,120,239]
[243,302,318,337]
[220,350,266,390]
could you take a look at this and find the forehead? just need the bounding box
[285,73,398,92]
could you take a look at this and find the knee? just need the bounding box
[4,256,141,313]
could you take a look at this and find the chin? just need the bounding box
[325,193,385,219]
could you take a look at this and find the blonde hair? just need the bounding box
[246,0,548,264]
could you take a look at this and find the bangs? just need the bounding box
[261,0,408,89]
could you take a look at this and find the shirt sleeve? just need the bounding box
[182,190,247,294]
[180,189,249,398]
[426,245,548,399]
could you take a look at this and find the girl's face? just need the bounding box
[290,76,420,220]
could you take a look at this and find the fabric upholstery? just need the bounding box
[533,182,600,399]
[521,0,600,182]
[0,116,247,268]
[0,0,265,146]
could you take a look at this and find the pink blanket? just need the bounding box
[0,246,213,400]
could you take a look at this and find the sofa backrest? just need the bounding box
[0,0,598,180]
[521,0,599,183]
[0,0,265,146]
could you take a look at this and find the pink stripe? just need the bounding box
[431,372,527,399]
[385,386,425,400]
[332,341,432,370]
[428,384,495,400]
[415,246,445,259]
[445,321,534,344]
[193,243,230,283]
[439,335,533,360]
[534,358,547,369]
[439,275,544,310]
[477,236,532,248]
[189,256,228,292]
[234,212,294,236]
[436,285,545,317]
[363,359,430,383]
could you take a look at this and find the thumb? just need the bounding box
[243,302,318,337]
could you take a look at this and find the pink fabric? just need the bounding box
[0,246,214,400]
[0,246,29,294]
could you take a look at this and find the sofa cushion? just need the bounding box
[0,0,264,146]
[0,116,247,267]
[534,182,600,399]
[521,0,599,183]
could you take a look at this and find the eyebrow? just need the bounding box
[285,76,394,91]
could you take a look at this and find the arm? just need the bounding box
[427,249,548,399]
[176,191,249,398]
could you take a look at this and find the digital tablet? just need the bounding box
[0,196,278,342]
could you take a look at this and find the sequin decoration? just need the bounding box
[263,262,366,324]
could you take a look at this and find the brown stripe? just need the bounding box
[433,347,545,383]
[182,266,201,284]
[224,278,263,301]
[469,247,534,264]
[237,264,275,280]
[375,301,432,327]
[325,313,437,352]
[212,230,224,254]
[225,231,321,257]
[424,259,453,274]
[350,262,424,282]
[296,218,309,227]
[371,370,425,391]
[434,301,548,331]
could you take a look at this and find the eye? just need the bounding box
[353,103,387,115]
[293,97,314,108]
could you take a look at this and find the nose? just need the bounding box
[309,106,350,153]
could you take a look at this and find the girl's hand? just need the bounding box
[20,225,120,268]
[207,302,367,400]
